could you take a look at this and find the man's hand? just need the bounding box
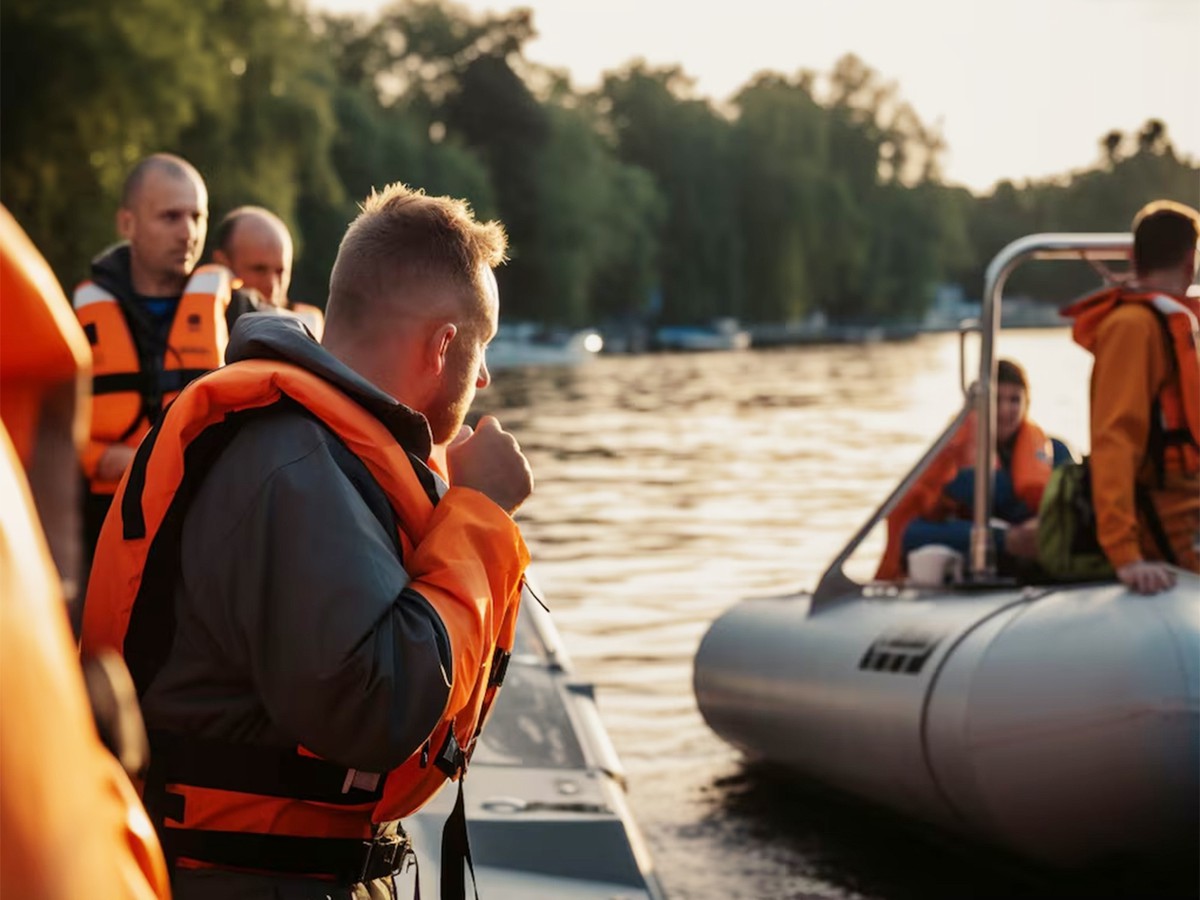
[1003,518,1040,560]
[1116,560,1176,595]
[96,444,137,483]
[446,416,533,515]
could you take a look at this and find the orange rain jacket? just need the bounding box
[0,205,171,900]
[81,314,528,891]
[1062,287,1200,571]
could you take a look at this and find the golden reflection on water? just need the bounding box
[472,329,1093,899]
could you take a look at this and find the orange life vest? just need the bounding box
[1062,287,1200,476]
[0,204,171,900]
[73,266,232,492]
[81,359,522,882]
[875,413,1053,580]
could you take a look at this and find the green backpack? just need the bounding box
[1036,459,1114,581]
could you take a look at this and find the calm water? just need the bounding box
[473,330,1108,900]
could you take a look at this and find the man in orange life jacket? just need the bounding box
[82,183,532,897]
[73,153,261,564]
[1062,199,1200,594]
[212,205,326,339]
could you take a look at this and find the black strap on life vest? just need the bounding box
[440,780,479,900]
[94,368,211,445]
[157,828,412,885]
[93,368,210,400]
[146,731,386,811]
[1138,304,1199,488]
[1134,484,1179,567]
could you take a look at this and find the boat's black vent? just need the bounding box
[859,629,942,675]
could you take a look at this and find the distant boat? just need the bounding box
[655,317,751,352]
[486,322,603,370]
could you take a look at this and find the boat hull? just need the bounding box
[693,575,1200,869]
[404,592,664,898]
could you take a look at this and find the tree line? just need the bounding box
[2,0,1196,327]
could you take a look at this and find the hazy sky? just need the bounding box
[315,0,1199,193]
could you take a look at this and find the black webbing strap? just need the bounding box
[93,368,208,398]
[439,780,479,900]
[1135,485,1179,566]
[147,731,384,807]
[159,828,411,884]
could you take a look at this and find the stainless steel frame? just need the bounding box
[813,233,1132,609]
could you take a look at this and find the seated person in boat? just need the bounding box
[877,359,1073,581]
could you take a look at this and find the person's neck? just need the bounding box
[323,333,426,410]
[1132,270,1189,298]
[131,262,188,298]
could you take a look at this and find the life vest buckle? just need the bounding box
[488,647,511,688]
[358,830,412,884]
[433,727,465,777]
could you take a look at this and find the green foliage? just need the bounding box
[601,63,740,324]
[2,0,1195,325]
[1,0,225,278]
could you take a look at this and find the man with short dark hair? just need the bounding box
[82,183,533,897]
[212,205,326,338]
[1063,200,1200,593]
[73,153,261,561]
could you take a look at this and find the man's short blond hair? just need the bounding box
[326,184,507,330]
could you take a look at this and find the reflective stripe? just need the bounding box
[1149,292,1200,333]
[73,282,114,309]
[183,268,227,297]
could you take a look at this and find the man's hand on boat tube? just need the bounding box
[1116,560,1176,595]
[447,415,534,515]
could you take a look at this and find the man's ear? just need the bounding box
[116,208,134,241]
[428,322,457,376]
[212,248,230,268]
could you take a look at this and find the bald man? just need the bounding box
[82,183,532,896]
[213,205,325,339]
[73,153,261,563]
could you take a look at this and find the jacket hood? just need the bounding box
[88,243,135,303]
[226,312,432,458]
[1062,285,1199,354]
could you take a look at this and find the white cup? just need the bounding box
[906,544,965,587]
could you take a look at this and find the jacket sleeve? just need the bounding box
[1089,306,1170,569]
[176,418,515,772]
[404,485,529,729]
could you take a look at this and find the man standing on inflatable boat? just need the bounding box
[81,184,533,897]
[1063,200,1200,594]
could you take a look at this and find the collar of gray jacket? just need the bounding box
[225,312,433,459]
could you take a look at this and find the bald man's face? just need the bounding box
[216,217,293,308]
[118,168,208,288]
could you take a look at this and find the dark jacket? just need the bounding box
[141,315,453,766]
[88,243,262,364]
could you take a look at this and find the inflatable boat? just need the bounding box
[694,234,1199,871]
[405,581,665,899]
